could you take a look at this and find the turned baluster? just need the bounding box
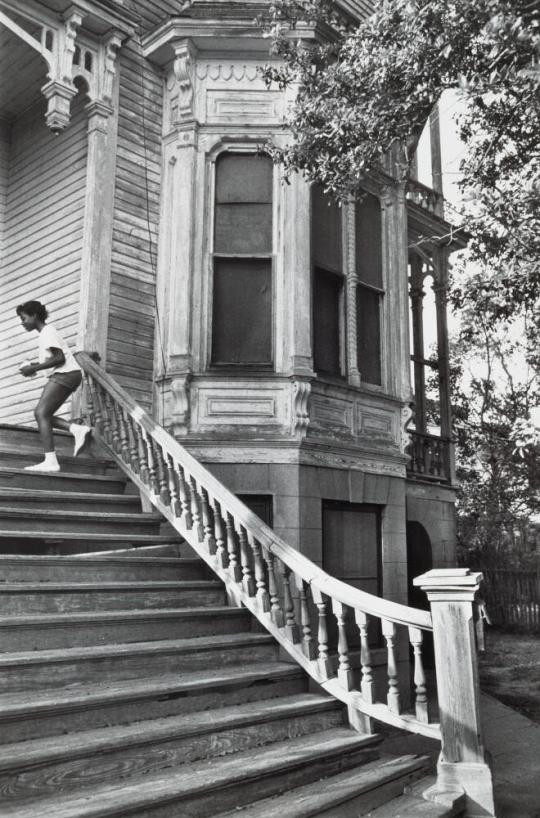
[249,535,270,612]
[238,526,255,596]
[98,386,113,445]
[225,513,242,582]
[200,489,216,555]
[125,415,140,474]
[175,464,192,528]
[212,499,228,567]
[332,600,354,690]
[135,425,149,485]
[115,404,130,464]
[166,455,181,517]
[355,610,375,703]
[189,477,204,541]
[264,552,284,627]
[144,435,160,495]
[281,563,300,643]
[296,577,316,659]
[409,626,429,722]
[155,446,171,506]
[83,376,96,428]
[311,588,333,678]
[382,619,401,714]
[106,395,121,453]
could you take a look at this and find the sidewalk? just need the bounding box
[382,693,540,817]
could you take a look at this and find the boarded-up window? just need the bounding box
[356,193,383,385]
[312,185,343,376]
[211,153,273,366]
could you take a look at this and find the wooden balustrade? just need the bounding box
[75,350,492,789]
[407,431,450,483]
[406,178,444,216]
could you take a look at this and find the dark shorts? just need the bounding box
[49,370,82,394]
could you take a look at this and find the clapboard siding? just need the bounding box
[107,35,163,412]
[0,94,87,425]
[0,121,9,259]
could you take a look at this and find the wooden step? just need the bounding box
[0,447,118,476]
[0,507,163,536]
[0,424,100,459]
[0,729,381,818]
[0,694,343,802]
[0,532,182,556]
[0,580,225,614]
[0,632,279,692]
[213,754,432,818]
[0,605,252,651]
[0,487,142,513]
[0,663,307,743]
[0,554,209,582]
[0,467,127,494]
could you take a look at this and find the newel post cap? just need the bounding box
[413,568,483,602]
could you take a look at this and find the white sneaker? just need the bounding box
[24,461,61,473]
[72,425,92,456]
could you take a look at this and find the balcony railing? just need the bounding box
[406,179,444,218]
[407,431,451,483]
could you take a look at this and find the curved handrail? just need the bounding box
[77,352,431,631]
[76,351,439,739]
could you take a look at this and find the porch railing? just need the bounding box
[406,178,444,218]
[75,352,495,816]
[407,431,451,483]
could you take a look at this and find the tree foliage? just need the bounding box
[264,0,540,330]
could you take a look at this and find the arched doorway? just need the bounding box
[407,520,434,668]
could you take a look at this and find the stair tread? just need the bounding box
[0,507,162,521]
[0,467,125,483]
[213,754,431,818]
[0,662,304,717]
[0,605,245,626]
[0,554,194,564]
[0,530,181,541]
[0,488,136,502]
[0,692,338,769]
[0,728,380,818]
[0,446,112,465]
[365,791,459,817]
[0,580,221,592]
[0,631,275,667]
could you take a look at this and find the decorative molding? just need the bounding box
[311,395,354,435]
[358,408,394,439]
[206,91,282,124]
[196,63,260,82]
[291,378,311,439]
[0,3,123,131]
[172,39,197,123]
[170,373,192,436]
[400,404,414,453]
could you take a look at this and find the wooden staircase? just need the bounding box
[0,424,464,817]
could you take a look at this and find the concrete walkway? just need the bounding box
[382,693,540,818]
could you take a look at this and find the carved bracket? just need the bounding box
[170,373,192,437]
[400,403,414,453]
[291,378,311,439]
[171,39,197,125]
[0,3,122,131]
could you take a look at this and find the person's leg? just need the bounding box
[26,381,72,471]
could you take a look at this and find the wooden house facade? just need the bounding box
[0,0,463,613]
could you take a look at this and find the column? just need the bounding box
[409,255,427,433]
[432,248,455,481]
[414,569,496,817]
[345,204,361,386]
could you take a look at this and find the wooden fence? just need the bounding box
[482,569,540,631]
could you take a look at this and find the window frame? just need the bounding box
[208,147,276,371]
[310,184,347,379]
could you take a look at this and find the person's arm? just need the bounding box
[20,348,65,377]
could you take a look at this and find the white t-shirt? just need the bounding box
[38,324,81,378]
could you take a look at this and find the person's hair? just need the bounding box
[16,301,48,322]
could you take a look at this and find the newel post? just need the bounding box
[413,569,496,818]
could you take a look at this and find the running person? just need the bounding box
[17,300,92,472]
